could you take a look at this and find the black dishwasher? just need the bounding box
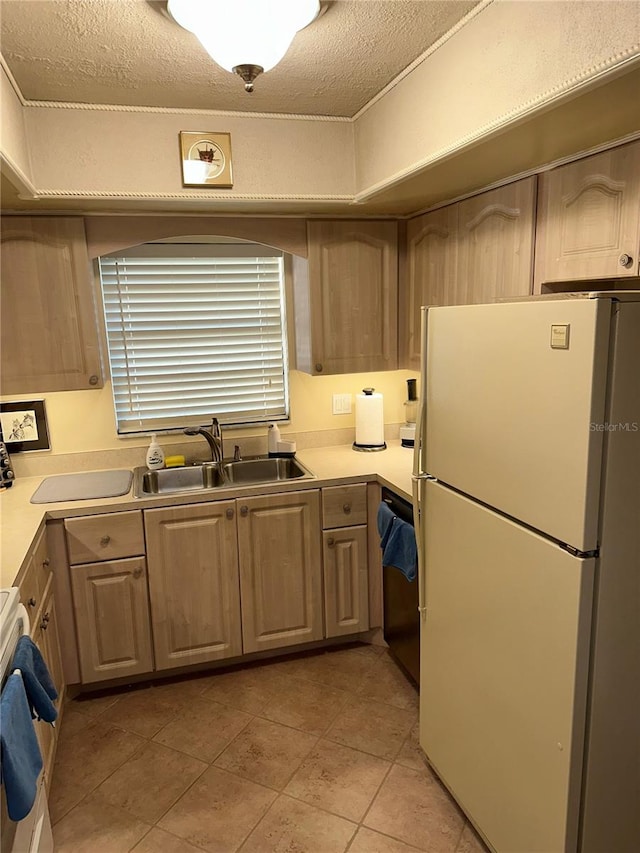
[382,488,420,686]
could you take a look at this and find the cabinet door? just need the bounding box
[306,221,398,374]
[31,583,63,783]
[145,502,242,669]
[456,177,536,305]
[237,490,323,653]
[70,557,154,683]
[0,216,103,394]
[535,141,640,287]
[401,206,458,369]
[324,526,369,638]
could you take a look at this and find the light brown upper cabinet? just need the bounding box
[400,206,457,368]
[400,178,535,369]
[0,217,103,394]
[295,220,398,374]
[535,141,640,288]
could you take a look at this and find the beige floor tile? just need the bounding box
[241,794,356,853]
[55,707,91,742]
[261,677,350,735]
[52,793,150,853]
[456,822,490,853]
[132,827,206,853]
[349,826,424,853]
[95,688,183,738]
[395,721,430,772]
[94,741,208,824]
[149,674,217,705]
[357,657,419,711]
[214,717,317,789]
[70,692,119,718]
[326,695,417,759]
[201,665,289,714]
[281,647,377,693]
[159,765,276,853]
[153,697,252,762]
[49,719,144,824]
[364,764,465,851]
[284,738,390,822]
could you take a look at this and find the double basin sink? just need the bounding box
[133,456,315,498]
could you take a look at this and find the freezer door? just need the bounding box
[419,481,594,853]
[424,298,611,551]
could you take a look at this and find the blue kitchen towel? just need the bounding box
[11,636,58,723]
[0,672,44,821]
[377,501,396,550]
[382,516,418,582]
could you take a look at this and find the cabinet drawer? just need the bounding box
[322,485,367,528]
[18,527,52,616]
[65,510,144,564]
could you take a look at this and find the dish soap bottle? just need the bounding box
[146,434,164,470]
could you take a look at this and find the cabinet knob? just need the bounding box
[240,506,249,516]
[89,374,99,386]
[327,537,335,547]
[41,612,50,630]
[133,566,143,579]
[343,503,351,514]
[619,253,633,268]
[43,558,50,568]
[28,597,37,608]
[226,507,235,520]
[100,535,111,547]
[315,363,323,373]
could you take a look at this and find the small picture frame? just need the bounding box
[0,400,50,452]
[179,131,233,188]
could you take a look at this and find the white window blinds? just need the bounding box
[98,244,289,434]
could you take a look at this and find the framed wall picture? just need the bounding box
[179,131,233,188]
[0,400,50,452]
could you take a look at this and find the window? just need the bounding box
[98,242,289,434]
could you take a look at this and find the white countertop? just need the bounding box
[1,441,415,589]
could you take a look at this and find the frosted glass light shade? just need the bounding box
[168,0,320,73]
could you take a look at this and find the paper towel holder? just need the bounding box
[353,388,387,452]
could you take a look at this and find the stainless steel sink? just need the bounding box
[222,457,311,485]
[133,456,314,498]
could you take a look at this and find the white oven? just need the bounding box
[0,588,54,853]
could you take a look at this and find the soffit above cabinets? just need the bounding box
[0,0,478,117]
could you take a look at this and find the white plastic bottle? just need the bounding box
[268,422,281,455]
[146,434,164,470]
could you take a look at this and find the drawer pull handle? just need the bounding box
[133,567,143,579]
[226,508,234,520]
[343,503,351,514]
[28,597,37,608]
[240,506,249,516]
[100,535,111,547]
[327,537,335,547]
[42,558,50,568]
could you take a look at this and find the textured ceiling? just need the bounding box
[0,0,479,116]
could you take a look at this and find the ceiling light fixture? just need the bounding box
[167,0,321,93]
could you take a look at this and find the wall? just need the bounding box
[353,0,640,199]
[5,369,418,476]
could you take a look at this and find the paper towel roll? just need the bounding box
[354,389,386,449]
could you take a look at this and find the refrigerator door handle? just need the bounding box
[412,306,430,621]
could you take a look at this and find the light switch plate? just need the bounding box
[332,393,352,415]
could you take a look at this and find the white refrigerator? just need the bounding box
[412,293,640,853]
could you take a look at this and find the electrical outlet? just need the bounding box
[332,393,352,415]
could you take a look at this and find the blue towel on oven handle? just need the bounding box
[0,672,44,821]
[11,636,58,723]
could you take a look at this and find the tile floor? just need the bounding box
[50,644,489,853]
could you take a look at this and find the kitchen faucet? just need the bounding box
[183,418,223,463]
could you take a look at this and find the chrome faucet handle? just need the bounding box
[233,445,242,462]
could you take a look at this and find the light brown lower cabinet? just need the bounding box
[237,490,323,653]
[323,526,369,637]
[32,581,64,784]
[144,501,243,669]
[70,557,154,683]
